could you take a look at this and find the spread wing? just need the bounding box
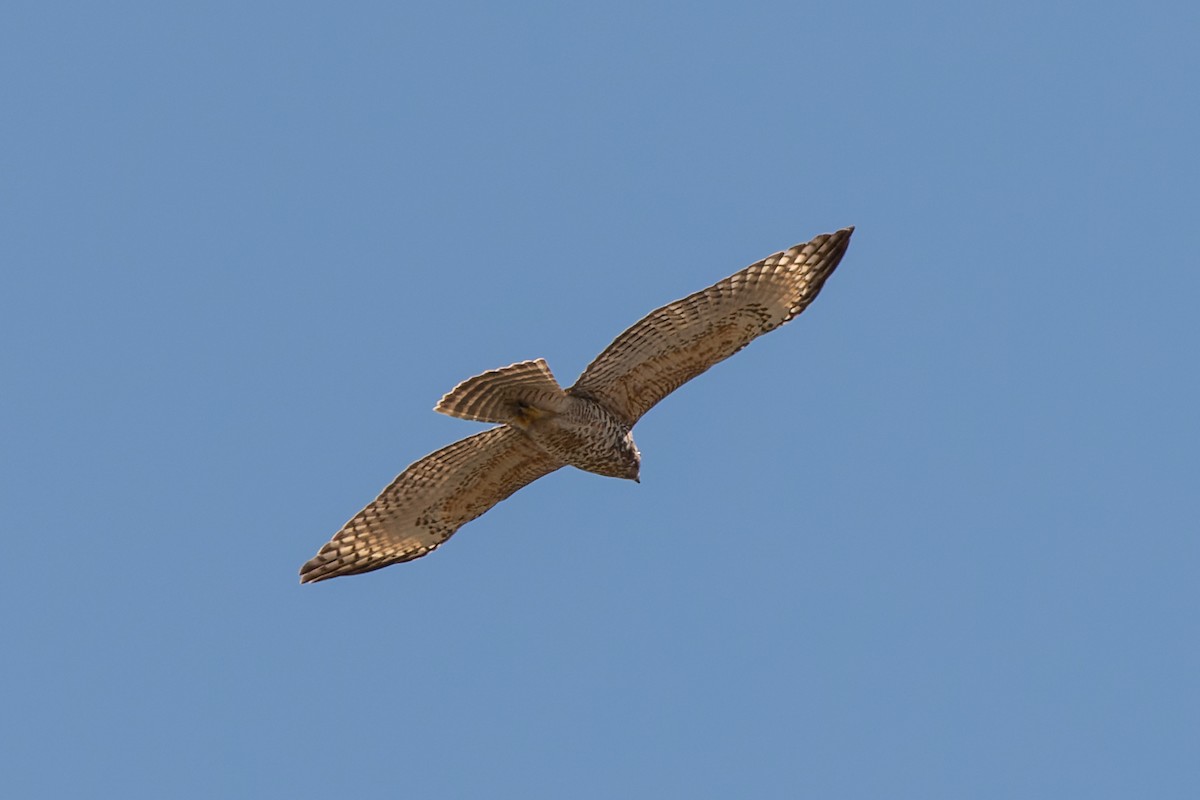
[300,426,562,583]
[569,227,853,425]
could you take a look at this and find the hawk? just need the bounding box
[300,227,854,582]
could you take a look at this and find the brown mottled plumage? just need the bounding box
[300,227,853,583]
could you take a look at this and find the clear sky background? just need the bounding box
[3,1,1197,797]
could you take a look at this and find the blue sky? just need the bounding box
[3,1,1197,797]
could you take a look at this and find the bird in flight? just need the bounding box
[300,227,854,582]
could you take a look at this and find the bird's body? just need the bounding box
[300,227,853,583]
[515,394,640,481]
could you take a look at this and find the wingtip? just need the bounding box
[299,553,334,584]
[299,569,333,585]
[827,226,855,254]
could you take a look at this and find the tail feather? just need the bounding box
[435,359,567,424]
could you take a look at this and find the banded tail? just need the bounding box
[435,358,567,425]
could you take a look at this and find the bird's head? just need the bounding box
[620,431,642,483]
